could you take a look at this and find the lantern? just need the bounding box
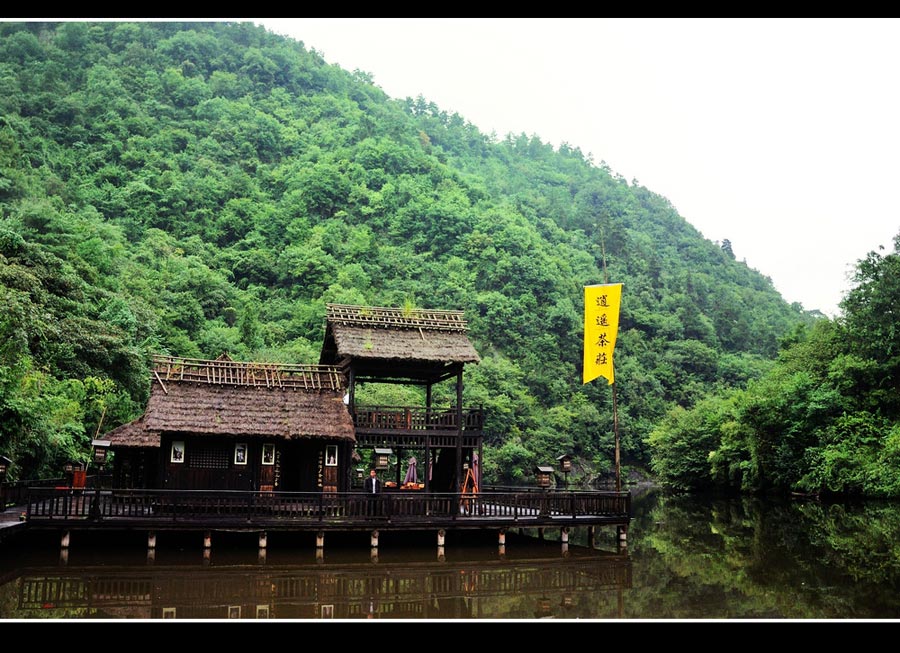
[535,465,554,489]
[556,454,572,473]
[92,440,111,466]
[374,448,392,471]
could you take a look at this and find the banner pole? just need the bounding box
[612,381,621,492]
[600,233,622,493]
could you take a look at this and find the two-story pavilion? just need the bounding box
[319,303,483,494]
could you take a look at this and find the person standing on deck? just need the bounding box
[364,468,382,494]
[364,468,382,517]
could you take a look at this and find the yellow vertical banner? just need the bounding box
[583,283,623,385]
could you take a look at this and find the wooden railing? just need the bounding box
[24,488,630,527]
[326,303,470,332]
[2,477,69,508]
[353,405,484,432]
[152,355,344,392]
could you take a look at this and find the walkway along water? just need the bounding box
[15,486,630,555]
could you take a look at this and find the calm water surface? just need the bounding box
[2,488,900,620]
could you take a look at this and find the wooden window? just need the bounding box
[188,444,229,469]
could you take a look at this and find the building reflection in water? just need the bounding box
[7,543,631,620]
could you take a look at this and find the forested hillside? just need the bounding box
[0,21,817,484]
[650,232,900,497]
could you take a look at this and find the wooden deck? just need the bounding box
[0,508,26,543]
[21,488,631,533]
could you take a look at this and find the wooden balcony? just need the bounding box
[352,405,484,448]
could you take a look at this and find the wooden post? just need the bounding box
[455,366,464,493]
[315,548,323,564]
[560,527,569,543]
[258,547,267,565]
[203,547,211,566]
[498,544,506,560]
[370,547,379,563]
[148,531,156,549]
[258,531,267,549]
[617,524,628,550]
[348,368,355,413]
[59,547,69,566]
[316,531,325,548]
[425,382,432,495]
[437,545,445,562]
[203,531,212,549]
[370,529,379,548]
[61,530,70,549]
[498,529,506,545]
[588,526,595,549]
[146,548,155,565]
[562,541,570,558]
[437,529,445,546]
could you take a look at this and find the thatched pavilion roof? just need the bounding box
[107,355,355,448]
[319,304,481,376]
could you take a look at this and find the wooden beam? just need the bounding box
[153,370,169,395]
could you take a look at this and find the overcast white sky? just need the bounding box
[252,17,900,317]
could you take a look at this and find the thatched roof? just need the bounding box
[143,382,354,440]
[319,304,481,367]
[107,355,356,448]
[106,415,160,448]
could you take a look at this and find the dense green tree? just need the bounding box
[649,232,900,496]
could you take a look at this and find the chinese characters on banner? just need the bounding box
[583,283,623,385]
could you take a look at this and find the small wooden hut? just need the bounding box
[108,354,355,492]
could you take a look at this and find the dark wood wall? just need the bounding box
[157,436,351,492]
[112,449,159,489]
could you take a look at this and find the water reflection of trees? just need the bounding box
[632,491,900,618]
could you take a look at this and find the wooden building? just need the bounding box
[107,354,355,493]
[107,303,484,496]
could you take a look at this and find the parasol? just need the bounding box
[404,456,418,484]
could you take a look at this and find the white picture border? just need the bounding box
[170,441,185,464]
